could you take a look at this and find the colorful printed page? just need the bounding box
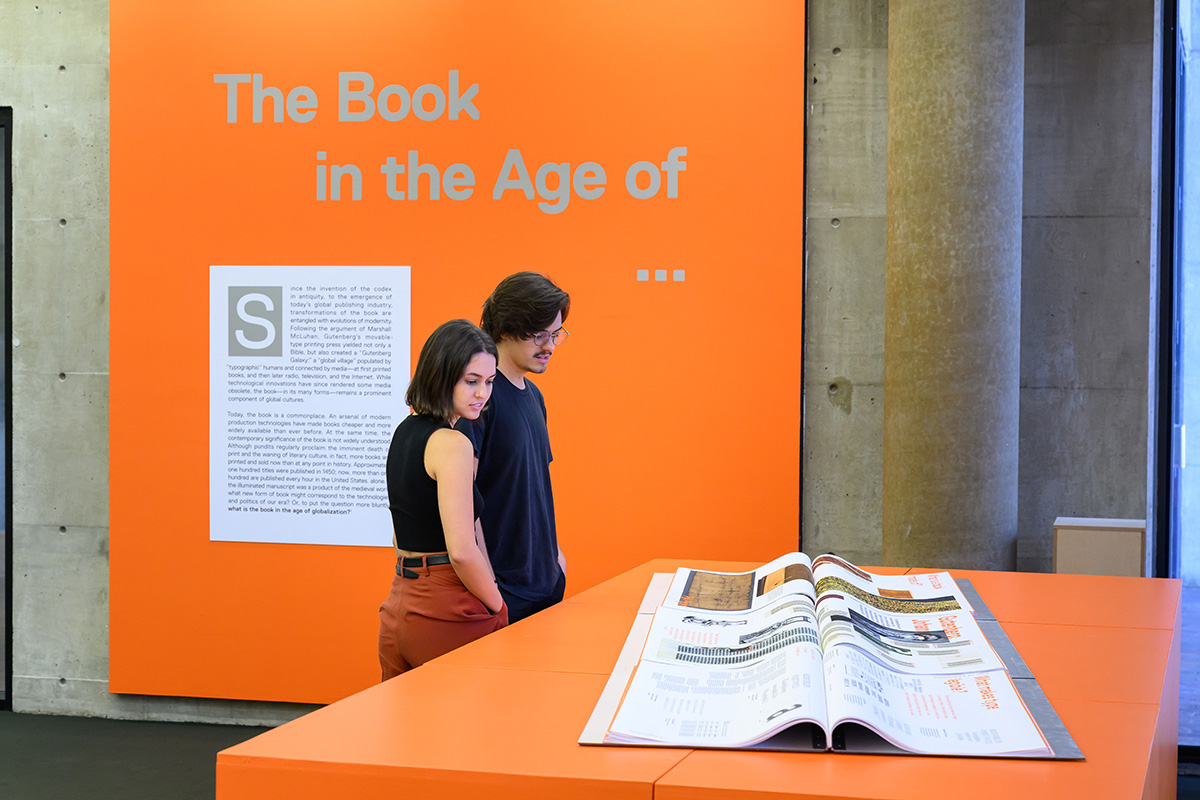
[813,562,1006,677]
[812,555,976,616]
[662,552,817,614]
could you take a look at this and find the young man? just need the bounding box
[456,272,571,623]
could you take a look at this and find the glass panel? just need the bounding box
[1176,0,1199,750]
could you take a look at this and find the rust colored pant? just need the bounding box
[377,561,508,679]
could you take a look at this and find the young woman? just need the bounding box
[377,319,507,679]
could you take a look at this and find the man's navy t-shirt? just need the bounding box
[456,374,561,601]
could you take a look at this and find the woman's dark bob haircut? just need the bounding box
[406,319,498,421]
[480,271,571,342]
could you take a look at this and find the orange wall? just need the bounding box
[110,0,805,702]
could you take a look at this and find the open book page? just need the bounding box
[640,594,820,668]
[823,646,1054,757]
[815,591,1007,675]
[606,632,828,747]
[662,552,816,614]
[812,556,976,616]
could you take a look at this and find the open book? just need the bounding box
[583,553,1072,758]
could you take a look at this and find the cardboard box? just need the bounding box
[1052,517,1146,577]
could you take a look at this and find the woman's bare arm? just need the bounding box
[426,428,504,614]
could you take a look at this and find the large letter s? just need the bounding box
[235,293,276,349]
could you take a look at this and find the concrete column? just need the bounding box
[883,0,1024,569]
[802,1,889,565]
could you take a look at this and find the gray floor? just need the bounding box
[0,710,269,799]
[0,708,1196,799]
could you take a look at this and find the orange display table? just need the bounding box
[216,560,1181,799]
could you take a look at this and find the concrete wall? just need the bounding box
[803,0,1158,570]
[804,0,889,565]
[1019,0,1156,570]
[0,0,1163,719]
[2,0,111,717]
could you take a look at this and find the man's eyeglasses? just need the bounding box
[529,328,570,347]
